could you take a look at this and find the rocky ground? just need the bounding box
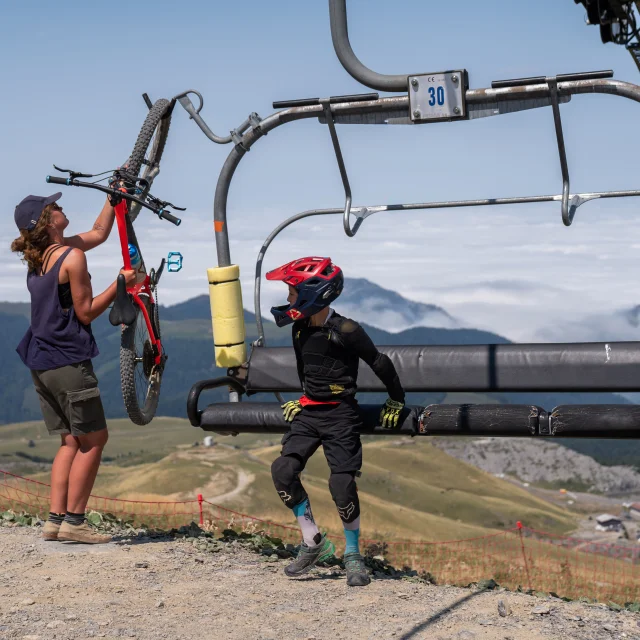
[1,520,639,640]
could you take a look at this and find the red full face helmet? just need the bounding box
[266,256,344,327]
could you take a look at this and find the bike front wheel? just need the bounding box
[120,294,162,425]
[126,98,173,223]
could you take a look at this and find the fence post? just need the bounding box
[198,494,204,526]
[516,521,532,592]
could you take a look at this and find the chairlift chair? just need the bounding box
[181,0,640,439]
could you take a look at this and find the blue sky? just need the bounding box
[2,0,640,341]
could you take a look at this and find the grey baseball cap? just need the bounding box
[14,193,62,231]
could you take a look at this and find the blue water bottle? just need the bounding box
[128,244,142,270]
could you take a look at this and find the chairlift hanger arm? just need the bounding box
[328,0,411,92]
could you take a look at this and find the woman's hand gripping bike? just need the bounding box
[46,98,183,425]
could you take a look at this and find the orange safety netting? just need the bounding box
[1,469,638,603]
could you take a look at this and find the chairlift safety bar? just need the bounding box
[209,74,640,276]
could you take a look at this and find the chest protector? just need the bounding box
[295,315,360,401]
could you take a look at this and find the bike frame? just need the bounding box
[113,197,164,367]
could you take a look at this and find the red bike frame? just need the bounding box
[113,198,164,367]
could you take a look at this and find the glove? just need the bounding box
[282,400,303,422]
[379,398,404,429]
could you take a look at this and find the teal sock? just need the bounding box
[343,526,360,555]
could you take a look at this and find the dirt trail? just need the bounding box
[202,468,255,504]
[1,526,639,640]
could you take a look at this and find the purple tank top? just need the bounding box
[16,248,99,371]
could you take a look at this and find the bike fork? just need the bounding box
[108,200,165,367]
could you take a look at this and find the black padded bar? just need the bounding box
[197,403,541,436]
[198,403,420,436]
[550,405,640,438]
[196,402,640,437]
[491,70,613,89]
[418,405,542,436]
[245,343,640,394]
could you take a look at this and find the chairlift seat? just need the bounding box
[188,343,640,438]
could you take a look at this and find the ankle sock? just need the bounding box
[64,512,86,526]
[343,515,361,555]
[292,498,321,547]
[48,512,65,526]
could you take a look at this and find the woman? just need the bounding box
[11,192,135,544]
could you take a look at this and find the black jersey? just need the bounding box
[291,311,405,403]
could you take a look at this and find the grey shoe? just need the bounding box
[344,552,371,587]
[284,535,336,577]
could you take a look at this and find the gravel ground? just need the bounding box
[0,525,639,640]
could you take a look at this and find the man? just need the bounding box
[266,256,405,586]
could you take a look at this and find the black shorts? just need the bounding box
[280,400,363,474]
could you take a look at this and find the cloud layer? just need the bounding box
[4,199,640,343]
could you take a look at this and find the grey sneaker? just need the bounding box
[284,535,336,577]
[344,552,371,587]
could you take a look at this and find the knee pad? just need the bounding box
[328,472,360,524]
[271,455,307,509]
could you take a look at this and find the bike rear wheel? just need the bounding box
[126,98,173,222]
[120,294,162,425]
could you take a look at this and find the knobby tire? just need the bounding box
[119,99,172,424]
[120,295,162,425]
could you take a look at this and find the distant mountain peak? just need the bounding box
[158,278,457,333]
[338,277,458,332]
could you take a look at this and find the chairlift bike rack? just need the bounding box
[185,0,640,438]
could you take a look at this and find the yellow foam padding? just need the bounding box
[207,265,247,368]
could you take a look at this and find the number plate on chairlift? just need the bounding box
[408,70,467,122]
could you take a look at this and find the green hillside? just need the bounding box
[0,417,576,541]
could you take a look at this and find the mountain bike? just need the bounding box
[46,97,183,425]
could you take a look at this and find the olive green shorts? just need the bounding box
[30,360,107,437]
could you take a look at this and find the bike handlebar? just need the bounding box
[46,176,71,186]
[45,175,182,226]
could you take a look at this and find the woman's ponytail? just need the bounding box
[10,204,55,272]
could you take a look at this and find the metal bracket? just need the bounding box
[547,76,573,226]
[230,128,247,150]
[248,112,264,132]
[231,112,264,152]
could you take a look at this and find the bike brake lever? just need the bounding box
[163,201,187,211]
[146,194,186,212]
[52,164,94,179]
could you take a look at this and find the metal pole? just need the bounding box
[328,0,411,92]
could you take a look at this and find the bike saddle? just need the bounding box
[109,274,137,326]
